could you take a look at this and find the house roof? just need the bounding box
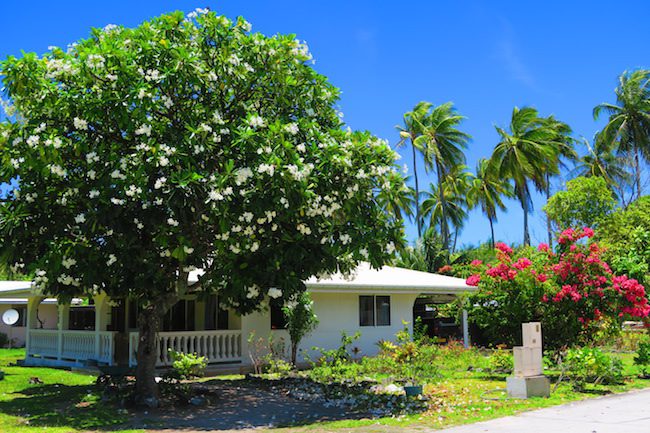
[0,264,474,300]
[190,262,473,295]
[0,281,32,298]
[305,262,474,294]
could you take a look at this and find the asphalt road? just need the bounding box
[434,388,650,433]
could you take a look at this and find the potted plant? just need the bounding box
[403,364,423,397]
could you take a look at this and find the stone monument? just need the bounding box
[506,322,550,398]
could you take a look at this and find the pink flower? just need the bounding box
[470,259,483,267]
[495,242,513,255]
[583,227,595,238]
[466,274,481,286]
[513,257,532,270]
[537,273,548,283]
[538,243,550,252]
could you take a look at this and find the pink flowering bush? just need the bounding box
[465,228,650,349]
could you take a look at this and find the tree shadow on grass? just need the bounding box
[123,378,372,431]
[0,383,126,431]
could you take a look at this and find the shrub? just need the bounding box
[308,331,362,383]
[563,347,623,388]
[488,348,513,374]
[465,228,650,349]
[168,350,207,380]
[160,350,208,402]
[283,292,319,365]
[634,341,650,377]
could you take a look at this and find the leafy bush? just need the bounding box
[564,347,623,388]
[169,350,207,380]
[465,229,650,349]
[487,348,513,374]
[160,350,208,402]
[308,332,362,383]
[283,292,319,365]
[634,341,650,377]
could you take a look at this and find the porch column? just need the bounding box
[93,293,110,363]
[57,302,70,360]
[25,296,45,358]
[462,309,470,348]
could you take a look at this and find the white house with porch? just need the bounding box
[0,263,474,369]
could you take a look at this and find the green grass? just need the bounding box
[0,349,142,433]
[0,348,648,432]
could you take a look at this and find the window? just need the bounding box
[270,300,287,329]
[69,306,95,330]
[375,296,391,326]
[359,295,391,326]
[162,300,196,331]
[204,295,229,330]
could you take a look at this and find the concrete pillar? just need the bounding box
[57,302,70,360]
[93,293,109,362]
[25,296,44,358]
[462,309,470,348]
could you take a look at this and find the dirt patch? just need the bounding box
[119,378,373,432]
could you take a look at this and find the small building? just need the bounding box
[0,263,473,368]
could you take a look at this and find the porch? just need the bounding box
[24,293,243,368]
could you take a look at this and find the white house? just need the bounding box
[0,263,474,369]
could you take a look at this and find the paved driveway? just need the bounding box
[435,388,650,433]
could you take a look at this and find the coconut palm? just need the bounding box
[542,115,575,244]
[574,134,632,204]
[490,106,565,246]
[594,69,650,199]
[468,158,514,248]
[396,102,432,237]
[421,165,471,252]
[377,178,417,222]
[574,135,631,188]
[415,102,471,250]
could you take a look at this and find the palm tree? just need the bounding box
[574,134,631,203]
[468,158,514,248]
[594,69,650,199]
[490,106,565,246]
[542,116,575,245]
[421,165,471,253]
[415,102,471,250]
[575,135,630,187]
[396,102,432,237]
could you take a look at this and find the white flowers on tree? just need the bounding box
[0,8,407,399]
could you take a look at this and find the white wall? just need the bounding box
[239,292,418,365]
[0,303,58,346]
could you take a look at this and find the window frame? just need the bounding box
[359,295,391,327]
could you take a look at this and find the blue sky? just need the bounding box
[1,1,649,247]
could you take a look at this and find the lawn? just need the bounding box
[0,347,649,432]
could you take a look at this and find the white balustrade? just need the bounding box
[128,330,242,367]
[28,329,115,365]
[28,330,59,358]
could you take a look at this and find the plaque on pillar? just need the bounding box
[506,322,550,398]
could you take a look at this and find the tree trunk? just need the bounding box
[521,188,530,246]
[291,342,298,366]
[489,216,495,249]
[411,137,422,238]
[436,161,450,254]
[135,305,162,406]
[545,174,553,248]
[634,148,642,200]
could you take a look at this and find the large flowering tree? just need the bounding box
[0,10,407,402]
[465,228,649,349]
